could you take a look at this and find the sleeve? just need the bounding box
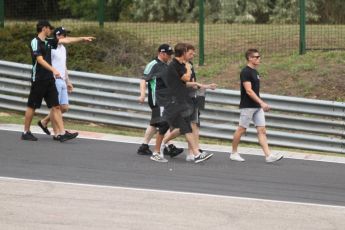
[178,64,187,80]
[30,38,41,57]
[142,64,158,81]
[240,68,252,83]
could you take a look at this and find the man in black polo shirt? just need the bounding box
[21,20,77,142]
[230,48,283,163]
[160,43,213,163]
[137,44,183,162]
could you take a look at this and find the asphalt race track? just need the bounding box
[1,129,345,206]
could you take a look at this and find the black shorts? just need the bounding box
[163,102,192,135]
[150,106,163,126]
[27,78,59,109]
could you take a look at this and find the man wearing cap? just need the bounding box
[37,26,95,139]
[137,44,183,162]
[21,20,92,142]
[160,43,214,163]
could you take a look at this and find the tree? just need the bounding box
[5,0,64,19]
[270,0,319,23]
[316,0,345,23]
[58,0,132,21]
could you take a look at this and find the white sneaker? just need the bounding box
[230,152,245,162]
[266,153,284,163]
[160,144,167,156]
[186,154,195,162]
[150,152,168,163]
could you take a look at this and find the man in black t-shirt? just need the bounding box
[230,48,283,163]
[21,20,78,142]
[137,44,183,162]
[160,43,213,164]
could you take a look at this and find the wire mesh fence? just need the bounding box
[1,0,345,74]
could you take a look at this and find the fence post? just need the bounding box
[198,0,205,66]
[98,0,105,28]
[0,0,4,28]
[299,0,306,54]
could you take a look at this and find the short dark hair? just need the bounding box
[185,43,195,51]
[245,48,259,60]
[36,20,54,33]
[174,43,188,57]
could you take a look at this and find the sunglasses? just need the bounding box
[251,55,261,59]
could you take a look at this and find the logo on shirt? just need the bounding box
[257,74,260,80]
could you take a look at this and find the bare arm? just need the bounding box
[201,83,217,90]
[243,81,270,111]
[36,56,60,77]
[186,82,217,90]
[65,68,73,93]
[58,36,96,44]
[181,62,192,82]
[138,79,146,103]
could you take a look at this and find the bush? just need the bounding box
[0,25,156,76]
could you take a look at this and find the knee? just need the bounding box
[257,127,267,135]
[51,106,61,111]
[236,127,246,135]
[61,106,69,113]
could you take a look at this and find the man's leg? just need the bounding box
[162,128,180,146]
[40,104,68,129]
[50,105,65,135]
[186,123,199,161]
[137,125,156,155]
[256,126,270,157]
[143,125,156,144]
[185,132,199,156]
[231,126,246,153]
[185,132,213,163]
[24,107,35,132]
[21,107,38,141]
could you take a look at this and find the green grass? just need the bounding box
[1,109,343,158]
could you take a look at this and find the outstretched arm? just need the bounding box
[59,36,96,44]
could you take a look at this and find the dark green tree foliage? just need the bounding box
[5,0,66,19]
[316,0,345,23]
[3,0,345,24]
[59,0,132,21]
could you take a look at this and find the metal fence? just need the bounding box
[2,0,345,66]
[0,60,344,153]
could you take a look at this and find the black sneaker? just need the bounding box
[58,131,78,142]
[37,120,50,135]
[168,144,184,158]
[194,152,214,163]
[21,131,38,141]
[137,144,152,155]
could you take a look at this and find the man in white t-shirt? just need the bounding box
[37,27,95,138]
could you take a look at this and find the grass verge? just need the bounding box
[1,109,343,158]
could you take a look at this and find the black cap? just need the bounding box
[158,44,173,55]
[54,27,71,37]
[36,20,54,32]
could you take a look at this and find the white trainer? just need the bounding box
[186,154,195,162]
[230,152,245,162]
[266,153,284,163]
[150,152,168,163]
[160,144,167,156]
